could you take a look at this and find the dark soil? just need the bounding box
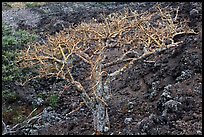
[2,2,202,135]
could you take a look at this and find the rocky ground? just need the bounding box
[2,2,202,135]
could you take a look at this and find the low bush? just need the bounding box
[2,23,37,91]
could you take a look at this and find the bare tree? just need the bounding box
[17,5,196,134]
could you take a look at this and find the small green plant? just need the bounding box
[48,94,59,108]
[13,113,25,123]
[2,90,20,103]
[25,2,46,8]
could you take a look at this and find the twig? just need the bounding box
[2,120,8,135]
[174,6,179,21]
[67,102,85,115]
[102,50,139,69]
[26,108,38,119]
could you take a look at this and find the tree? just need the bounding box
[17,5,196,134]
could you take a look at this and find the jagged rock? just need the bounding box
[124,117,132,124]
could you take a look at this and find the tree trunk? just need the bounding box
[93,63,111,134]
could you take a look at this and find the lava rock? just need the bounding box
[127,102,134,113]
[42,108,63,125]
[148,81,161,100]
[176,69,193,82]
[162,99,182,116]
[156,84,173,112]
[137,114,155,133]
[29,129,38,135]
[124,117,133,124]
[36,97,44,106]
[190,9,199,17]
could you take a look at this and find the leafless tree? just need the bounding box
[17,5,196,134]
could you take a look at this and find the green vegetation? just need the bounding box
[25,2,46,8]
[2,89,20,103]
[2,24,38,126]
[3,2,46,9]
[3,105,27,124]
[13,113,25,123]
[2,24,37,87]
[48,94,59,108]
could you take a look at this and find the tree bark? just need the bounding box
[93,62,111,134]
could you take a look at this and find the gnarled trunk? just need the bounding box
[93,62,111,134]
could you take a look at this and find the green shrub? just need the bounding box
[25,2,46,8]
[2,23,37,87]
